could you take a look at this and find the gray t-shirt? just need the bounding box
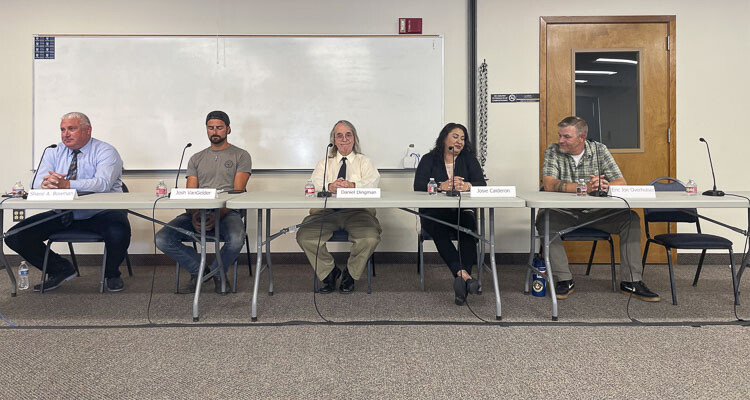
[186,144,252,191]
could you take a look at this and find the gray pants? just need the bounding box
[296,209,381,281]
[536,208,643,282]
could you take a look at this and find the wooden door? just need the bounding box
[540,16,676,264]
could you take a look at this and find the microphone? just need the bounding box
[174,143,192,190]
[588,139,608,197]
[445,146,459,197]
[699,138,724,196]
[31,144,58,191]
[317,143,334,198]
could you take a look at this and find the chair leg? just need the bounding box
[585,241,598,276]
[666,248,678,305]
[729,248,739,306]
[371,253,376,277]
[41,242,53,294]
[174,262,180,294]
[99,248,107,293]
[476,241,483,294]
[245,235,253,277]
[641,239,652,273]
[418,234,425,291]
[125,252,133,277]
[608,238,616,292]
[313,270,319,293]
[232,260,238,293]
[68,242,81,277]
[693,249,707,287]
[367,259,372,294]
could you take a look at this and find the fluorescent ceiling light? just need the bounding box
[575,70,617,75]
[595,57,638,65]
[575,80,588,83]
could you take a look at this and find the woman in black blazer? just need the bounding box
[413,122,486,305]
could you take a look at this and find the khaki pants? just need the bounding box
[536,208,644,282]
[296,209,381,280]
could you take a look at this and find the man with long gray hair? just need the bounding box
[296,120,381,293]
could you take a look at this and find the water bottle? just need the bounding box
[305,179,316,198]
[12,181,24,197]
[427,178,438,195]
[576,178,587,196]
[531,255,546,297]
[156,180,167,197]
[686,178,697,196]
[18,261,29,290]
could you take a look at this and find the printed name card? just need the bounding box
[169,188,217,199]
[608,186,656,198]
[27,189,78,201]
[470,186,516,198]
[336,188,381,198]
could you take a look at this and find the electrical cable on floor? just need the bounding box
[607,194,638,323]
[723,193,750,322]
[312,195,332,323]
[146,195,168,325]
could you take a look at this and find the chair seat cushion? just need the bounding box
[561,228,611,241]
[653,233,733,249]
[329,229,349,242]
[48,230,104,242]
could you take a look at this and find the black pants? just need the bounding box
[5,210,131,278]
[420,208,477,277]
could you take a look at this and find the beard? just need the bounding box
[210,135,226,144]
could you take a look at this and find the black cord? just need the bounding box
[723,193,750,322]
[312,196,332,323]
[146,195,169,325]
[606,194,638,323]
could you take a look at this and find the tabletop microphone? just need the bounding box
[699,138,724,196]
[31,144,58,190]
[174,143,192,190]
[445,146,459,197]
[588,139,608,197]
[317,143,334,197]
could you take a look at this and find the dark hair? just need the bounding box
[430,122,472,156]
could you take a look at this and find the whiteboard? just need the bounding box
[32,35,444,170]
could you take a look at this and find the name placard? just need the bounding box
[608,185,656,198]
[336,188,381,198]
[27,189,78,201]
[470,186,516,198]
[170,188,217,199]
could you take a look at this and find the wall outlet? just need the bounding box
[13,209,25,221]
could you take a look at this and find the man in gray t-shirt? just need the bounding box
[156,111,251,294]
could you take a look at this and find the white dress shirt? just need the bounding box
[310,152,380,192]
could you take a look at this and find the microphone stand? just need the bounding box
[31,144,58,193]
[588,140,608,197]
[317,144,334,197]
[445,146,459,197]
[699,138,725,196]
[174,143,192,190]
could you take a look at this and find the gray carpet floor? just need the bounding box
[0,261,748,398]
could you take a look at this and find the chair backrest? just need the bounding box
[121,182,129,193]
[644,176,698,224]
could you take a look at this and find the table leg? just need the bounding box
[266,209,274,295]
[251,209,263,322]
[488,208,501,320]
[192,210,207,322]
[524,208,535,295]
[544,209,558,320]
[0,211,18,297]
[214,208,227,294]
[478,208,485,294]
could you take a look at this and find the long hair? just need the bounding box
[328,120,361,157]
[429,122,472,156]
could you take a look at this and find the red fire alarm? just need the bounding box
[399,18,422,34]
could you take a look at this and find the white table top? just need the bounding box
[521,191,750,209]
[0,192,242,210]
[226,190,527,209]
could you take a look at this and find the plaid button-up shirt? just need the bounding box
[542,141,622,183]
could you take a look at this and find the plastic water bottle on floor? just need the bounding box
[18,261,29,290]
[427,178,438,195]
[532,255,546,297]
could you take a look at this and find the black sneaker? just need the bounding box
[621,281,660,302]
[319,266,341,294]
[106,276,124,292]
[33,270,77,292]
[555,280,575,299]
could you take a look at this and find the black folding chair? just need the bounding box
[642,177,739,305]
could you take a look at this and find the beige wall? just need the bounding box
[2,0,749,256]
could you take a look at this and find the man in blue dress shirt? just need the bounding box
[5,112,131,292]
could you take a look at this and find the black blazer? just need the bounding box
[413,150,487,192]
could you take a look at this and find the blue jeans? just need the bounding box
[155,210,245,276]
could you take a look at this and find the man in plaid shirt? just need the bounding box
[538,116,660,302]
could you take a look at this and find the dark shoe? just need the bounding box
[106,276,124,292]
[466,278,480,295]
[33,270,77,292]
[621,281,661,302]
[339,268,355,293]
[555,280,575,299]
[319,266,341,294]
[453,276,467,305]
[183,275,199,293]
